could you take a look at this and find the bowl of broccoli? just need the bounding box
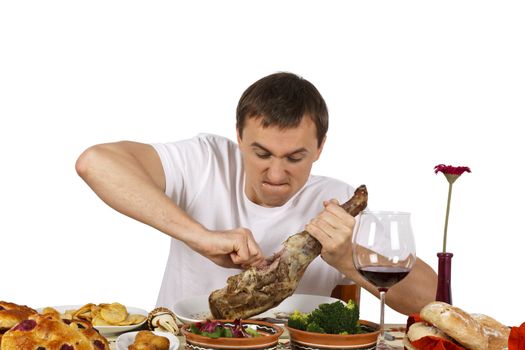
[286,300,379,349]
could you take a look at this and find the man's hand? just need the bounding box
[192,228,266,269]
[305,199,356,268]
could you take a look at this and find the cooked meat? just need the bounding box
[209,185,368,319]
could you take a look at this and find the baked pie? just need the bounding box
[0,301,37,343]
[1,312,110,350]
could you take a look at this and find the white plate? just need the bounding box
[37,305,148,336]
[116,330,179,350]
[173,294,342,324]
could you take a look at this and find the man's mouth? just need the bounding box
[262,181,288,188]
[261,181,290,193]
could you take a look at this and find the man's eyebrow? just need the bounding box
[250,142,308,156]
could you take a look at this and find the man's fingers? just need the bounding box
[228,229,265,267]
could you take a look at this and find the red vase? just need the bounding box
[435,252,453,304]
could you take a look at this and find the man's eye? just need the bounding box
[256,153,271,159]
[287,156,303,163]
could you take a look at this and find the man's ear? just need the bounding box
[314,136,326,161]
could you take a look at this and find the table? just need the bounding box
[107,324,406,349]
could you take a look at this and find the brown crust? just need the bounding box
[471,313,509,350]
[420,302,487,350]
[128,330,169,350]
[1,313,109,350]
[0,301,37,331]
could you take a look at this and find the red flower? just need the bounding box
[434,164,471,176]
[434,164,471,252]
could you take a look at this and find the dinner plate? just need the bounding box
[116,330,179,350]
[173,294,343,324]
[37,305,148,336]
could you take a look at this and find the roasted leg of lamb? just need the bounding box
[209,185,368,319]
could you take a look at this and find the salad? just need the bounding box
[188,319,261,338]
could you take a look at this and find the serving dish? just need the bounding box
[181,319,283,350]
[116,330,179,350]
[37,305,148,336]
[286,320,380,350]
[173,294,342,324]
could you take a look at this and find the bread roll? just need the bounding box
[471,313,509,350]
[407,321,454,342]
[420,301,487,350]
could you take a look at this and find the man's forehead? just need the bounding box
[242,118,318,155]
[243,116,316,135]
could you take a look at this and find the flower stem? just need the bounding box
[443,182,453,253]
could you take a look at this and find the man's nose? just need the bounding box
[266,159,287,183]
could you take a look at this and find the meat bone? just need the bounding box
[208,185,368,319]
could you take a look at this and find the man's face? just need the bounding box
[237,116,325,207]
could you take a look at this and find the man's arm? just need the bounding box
[306,199,437,315]
[75,141,264,268]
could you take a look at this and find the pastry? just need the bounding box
[0,301,37,344]
[128,330,169,350]
[1,312,109,350]
[0,301,37,331]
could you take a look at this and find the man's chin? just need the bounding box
[259,193,292,208]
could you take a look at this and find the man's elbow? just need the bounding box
[75,145,104,180]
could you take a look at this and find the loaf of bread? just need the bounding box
[471,313,510,350]
[420,301,488,350]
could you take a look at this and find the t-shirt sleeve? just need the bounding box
[150,135,213,208]
[150,134,237,210]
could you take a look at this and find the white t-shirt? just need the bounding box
[151,133,355,310]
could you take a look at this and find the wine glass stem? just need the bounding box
[378,289,387,348]
[380,289,386,335]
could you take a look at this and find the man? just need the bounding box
[76,72,437,315]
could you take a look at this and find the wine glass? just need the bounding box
[352,211,416,350]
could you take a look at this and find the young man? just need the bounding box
[76,72,437,315]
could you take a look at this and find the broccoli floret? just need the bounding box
[346,299,358,311]
[306,321,325,333]
[287,310,309,331]
[308,301,360,334]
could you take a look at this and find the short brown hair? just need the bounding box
[236,72,328,147]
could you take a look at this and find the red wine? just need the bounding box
[357,266,410,289]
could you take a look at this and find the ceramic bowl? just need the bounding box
[181,319,284,350]
[286,320,380,350]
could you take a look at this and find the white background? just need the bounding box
[1,1,524,327]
